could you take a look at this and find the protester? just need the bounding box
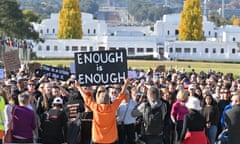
[117,89,137,144]
[0,89,5,143]
[76,79,130,144]
[40,97,68,144]
[224,94,240,144]
[132,86,167,144]
[4,94,15,135]
[201,94,219,144]
[64,91,85,144]
[179,97,209,144]
[170,90,189,142]
[80,104,93,144]
[12,93,36,143]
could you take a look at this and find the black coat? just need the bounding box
[225,104,240,144]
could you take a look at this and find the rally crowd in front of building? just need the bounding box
[0,59,240,143]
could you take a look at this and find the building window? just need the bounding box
[167,30,170,35]
[65,46,70,51]
[213,48,216,53]
[46,45,50,51]
[47,29,49,34]
[205,48,209,53]
[93,29,96,34]
[193,48,197,53]
[128,48,135,55]
[184,48,191,53]
[109,47,116,51]
[81,46,87,51]
[89,46,93,51]
[88,29,90,34]
[99,47,105,51]
[119,47,125,51]
[169,47,173,53]
[221,48,224,54]
[137,48,144,53]
[175,30,179,35]
[53,29,55,33]
[38,45,42,51]
[146,48,153,52]
[54,45,58,51]
[233,37,236,42]
[208,31,211,36]
[176,48,182,53]
[40,30,43,34]
[72,46,78,51]
[232,48,236,54]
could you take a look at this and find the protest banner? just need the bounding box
[41,65,70,81]
[28,62,41,73]
[70,62,75,74]
[3,50,21,72]
[0,69,4,79]
[74,50,128,86]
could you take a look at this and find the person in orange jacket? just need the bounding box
[75,79,130,144]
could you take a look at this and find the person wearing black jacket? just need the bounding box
[225,94,240,144]
[41,97,67,144]
[179,97,209,144]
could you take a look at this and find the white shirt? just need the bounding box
[117,99,137,125]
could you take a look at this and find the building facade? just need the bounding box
[32,12,240,62]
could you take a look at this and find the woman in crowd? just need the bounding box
[201,94,220,144]
[179,97,209,144]
[170,90,189,142]
[37,82,53,115]
[12,93,36,143]
[4,94,15,134]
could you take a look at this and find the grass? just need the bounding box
[32,59,240,78]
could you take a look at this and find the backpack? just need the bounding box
[142,101,167,135]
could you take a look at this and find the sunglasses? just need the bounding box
[98,90,106,93]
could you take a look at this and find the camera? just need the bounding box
[35,69,43,77]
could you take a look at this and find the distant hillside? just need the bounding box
[17,0,240,19]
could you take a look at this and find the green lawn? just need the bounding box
[32,59,240,77]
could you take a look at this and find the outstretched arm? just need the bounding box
[75,80,88,98]
[121,79,130,94]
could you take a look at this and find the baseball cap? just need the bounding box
[53,97,63,105]
[188,84,196,90]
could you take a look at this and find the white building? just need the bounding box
[32,12,240,62]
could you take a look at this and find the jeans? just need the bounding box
[206,125,218,144]
[117,124,135,144]
[144,135,163,144]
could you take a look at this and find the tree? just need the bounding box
[231,16,240,26]
[0,0,40,41]
[178,0,203,41]
[58,0,83,39]
[23,10,41,23]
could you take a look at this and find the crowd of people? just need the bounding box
[0,66,239,144]
[0,37,33,49]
